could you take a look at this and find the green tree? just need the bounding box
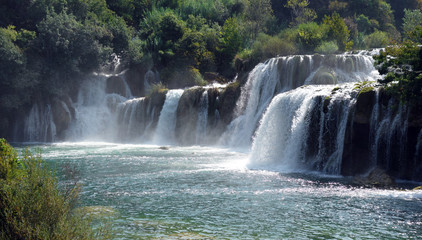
[356,14,372,34]
[296,22,327,52]
[244,0,274,40]
[220,18,242,65]
[285,0,317,26]
[323,12,351,51]
[403,9,422,43]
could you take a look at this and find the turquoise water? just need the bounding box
[18,143,422,239]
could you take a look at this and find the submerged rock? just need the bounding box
[353,167,396,187]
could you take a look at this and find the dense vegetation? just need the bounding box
[374,8,422,106]
[0,0,421,135]
[0,139,109,239]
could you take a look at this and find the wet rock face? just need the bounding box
[175,88,204,145]
[106,76,127,97]
[354,88,375,124]
[123,64,150,97]
[353,167,396,187]
[52,97,74,140]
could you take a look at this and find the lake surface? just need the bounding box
[17,143,422,239]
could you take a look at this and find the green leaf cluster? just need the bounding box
[374,41,422,105]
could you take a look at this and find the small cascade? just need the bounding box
[66,76,124,141]
[115,95,164,142]
[372,100,410,174]
[24,104,56,142]
[153,90,184,145]
[369,88,381,164]
[120,72,133,99]
[221,53,380,148]
[313,87,357,174]
[221,58,281,147]
[195,90,209,145]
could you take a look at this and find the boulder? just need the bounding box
[354,87,375,124]
[353,167,396,187]
[312,67,337,85]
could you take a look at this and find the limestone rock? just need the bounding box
[353,167,396,187]
[354,88,375,124]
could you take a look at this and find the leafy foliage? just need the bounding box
[285,0,317,26]
[403,9,422,43]
[323,12,352,51]
[374,42,422,105]
[363,31,390,48]
[0,139,109,239]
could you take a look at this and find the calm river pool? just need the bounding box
[16,142,422,239]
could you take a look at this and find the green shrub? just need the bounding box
[363,31,389,48]
[148,82,169,96]
[0,139,107,240]
[249,33,297,61]
[315,41,339,54]
[296,22,327,52]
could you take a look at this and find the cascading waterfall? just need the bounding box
[248,86,331,172]
[314,87,356,174]
[66,76,122,141]
[248,84,358,174]
[18,50,422,180]
[371,99,410,172]
[221,53,380,148]
[153,89,184,145]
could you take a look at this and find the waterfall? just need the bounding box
[153,89,184,145]
[248,84,358,174]
[248,86,331,172]
[66,76,122,141]
[24,104,56,142]
[314,87,356,174]
[195,90,209,145]
[221,53,380,148]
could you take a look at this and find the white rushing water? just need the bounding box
[66,76,120,141]
[153,89,184,145]
[221,53,380,148]
[24,103,56,142]
[248,84,358,174]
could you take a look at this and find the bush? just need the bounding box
[315,41,339,54]
[296,22,327,52]
[374,42,422,106]
[363,31,390,48]
[248,33,297,62]
[0,139,105,240]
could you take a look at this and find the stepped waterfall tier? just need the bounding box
[13,52,422,181]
